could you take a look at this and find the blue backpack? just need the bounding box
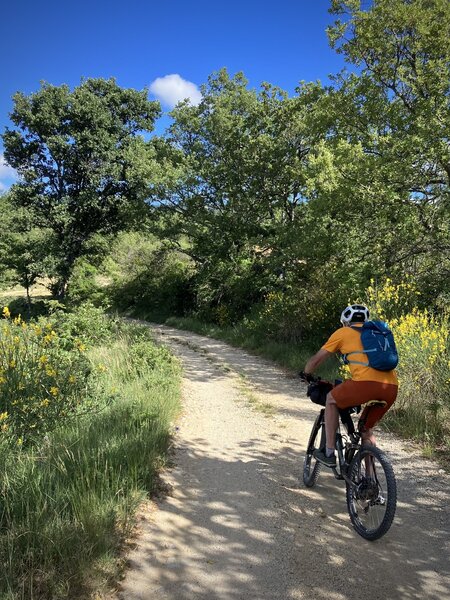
[343,320,399,371]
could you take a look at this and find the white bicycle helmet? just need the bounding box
[340,304,369,326]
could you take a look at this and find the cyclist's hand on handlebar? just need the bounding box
[299,371,316,383]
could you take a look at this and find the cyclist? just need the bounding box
[302,304,398,467]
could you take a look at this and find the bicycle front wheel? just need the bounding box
[303,410,325,487]
[346,445,397,541]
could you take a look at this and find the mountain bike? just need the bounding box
[302,376,397,541]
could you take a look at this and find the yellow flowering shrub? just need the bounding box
[391,308,450,401]
[0,308,93,444]
[365,277,419,321]
[364,279,450,444]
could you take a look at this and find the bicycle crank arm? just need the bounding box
[332,467,345,480]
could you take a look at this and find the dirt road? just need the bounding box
[117,324,450,600]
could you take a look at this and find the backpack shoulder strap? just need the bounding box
[342,325,370,366]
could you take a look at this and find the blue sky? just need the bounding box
[0,0,348,190]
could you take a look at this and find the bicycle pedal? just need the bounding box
[332,468,344,480]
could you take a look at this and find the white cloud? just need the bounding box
[149,74,202,109]
[0,153,17,180]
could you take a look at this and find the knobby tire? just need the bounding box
[346,445,397,540]
[303,411,325,487]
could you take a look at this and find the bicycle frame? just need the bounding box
[333,408,362,488]
[328,404,384,492]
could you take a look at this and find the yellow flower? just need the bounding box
[9,360,16,368]
[2,307,10,319]
[68,375,77,384]
[41,399,50,407]
[0,411,8,421]
[75,341,86,352]
[39,355,48,365]
[50,387,59,397]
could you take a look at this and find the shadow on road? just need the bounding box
[120,436,450,600]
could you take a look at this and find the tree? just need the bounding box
[322,0,450,294]
[0,194,53,315]
[149,69,315,319]
[2,78,160,298]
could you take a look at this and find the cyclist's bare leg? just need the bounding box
[362,428,376,477]
[325,391,339,452]
[362,428,376,446]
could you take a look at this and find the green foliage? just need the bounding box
[0,324,181,598]
[149,69,312,322]
[323,0,450,290]
[0,308,93,444]
[0,194,54,311]
[49,301,117,347]
[105,231,195,319]
[65,258,104,306]
[2,78,160,298]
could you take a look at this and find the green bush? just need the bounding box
[49,301,118,347]
[107,240,195,319]
[0,307,94,444]
[66,259,105,306]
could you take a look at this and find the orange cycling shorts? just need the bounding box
[331,380,398,429]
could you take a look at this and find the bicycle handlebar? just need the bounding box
[298,371,321,384]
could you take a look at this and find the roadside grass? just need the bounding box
[0,326,181,599]
[237,374,276,417]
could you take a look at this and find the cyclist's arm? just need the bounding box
[304,349,332,375]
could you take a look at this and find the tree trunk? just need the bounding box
[24,276,32,320]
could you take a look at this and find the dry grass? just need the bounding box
[0,281,52,299]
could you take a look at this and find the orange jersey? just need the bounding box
[321,325,398,385]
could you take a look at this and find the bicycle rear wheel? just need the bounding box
[303,410,325,487]
[346,445,397,540]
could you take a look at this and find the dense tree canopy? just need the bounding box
[2,78,160,297]
[324,0,450,280]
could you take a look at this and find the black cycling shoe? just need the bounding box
[313,448,336,467]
